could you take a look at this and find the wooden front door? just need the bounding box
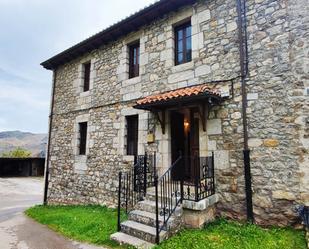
[170,109,200,181]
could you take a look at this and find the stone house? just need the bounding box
[41,0,308,245]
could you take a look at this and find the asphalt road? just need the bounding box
[0,177,105,249]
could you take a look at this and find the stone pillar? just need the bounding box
[182,194,219,228]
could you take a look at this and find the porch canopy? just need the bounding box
[133,83,223,134]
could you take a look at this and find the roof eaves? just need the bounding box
[41,0,197,70]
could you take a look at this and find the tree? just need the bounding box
[1,147,32,158]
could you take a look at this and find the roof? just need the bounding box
[41,0,197,70]
[134,83,222,110]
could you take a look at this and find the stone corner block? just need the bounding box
[248,138,263,148]
[272,190,296,201]
[207,119,222,135]
[247,93,258,100]
[197,9,211,23]
[183,194,219,211]
[123,155,135,162]
[214,150,229,170]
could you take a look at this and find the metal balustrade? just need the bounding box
[116,152,215,244]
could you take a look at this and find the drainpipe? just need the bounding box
[43,70,57,205]
[236,0,254,222]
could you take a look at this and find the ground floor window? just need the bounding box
[126,115,138,157]
[79,122,88,155]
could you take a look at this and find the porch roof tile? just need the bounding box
[135,83,221,107]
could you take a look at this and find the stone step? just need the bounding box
[147,186,182,195]
[145,190,182,203]
[129,209,175,228]
[120,220,167,244]
[136,200,157,213]
[110,232,154,249]
[136,199,183,216]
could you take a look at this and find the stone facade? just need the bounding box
[46,0,308,227]
[245,0,309,226]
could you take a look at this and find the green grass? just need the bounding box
[156,219,307,249]
[25,205,128,248]
[26,206,306,249]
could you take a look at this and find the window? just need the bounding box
[175,22,192,65]
[83,62,91,92]
[126,115,138,156]
[128,42,140,79]
[79,122,88,155]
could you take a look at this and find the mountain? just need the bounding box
[0,131,47,157]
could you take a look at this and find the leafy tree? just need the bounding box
[1,147,32,158]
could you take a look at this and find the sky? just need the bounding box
[0,0,154,133]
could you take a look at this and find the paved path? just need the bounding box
[0,177,105,249]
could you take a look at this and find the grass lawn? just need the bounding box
[156,219,307,249]
[26,205,129,249]
[26,205,307,249]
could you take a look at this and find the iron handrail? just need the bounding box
[155,155,183,243]
[158,156,182,181]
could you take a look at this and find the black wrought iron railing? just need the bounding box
[135,153,156,190]
[117,153,156,231]
[154,156,183,243]
[183,152,215,202]
[117,152,216,244]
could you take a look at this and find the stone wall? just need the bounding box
[244,0,309,226]
[47,0,308,226]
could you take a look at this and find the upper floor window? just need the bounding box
[175,22,192,65]
[129,42,140,79]
[83,62,91,92]
[79,122,88,155]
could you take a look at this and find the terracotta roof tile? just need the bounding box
[136,83,221,106]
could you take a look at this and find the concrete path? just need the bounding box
[0,177,105,249]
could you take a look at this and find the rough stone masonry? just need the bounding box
[44,0,308,227]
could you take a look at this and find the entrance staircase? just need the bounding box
[111,186,183,248]
[110,153,215,248]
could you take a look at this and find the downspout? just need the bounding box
[43,70,57,205]
[236,0,254,222]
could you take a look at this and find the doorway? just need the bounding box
[170,108,200,181]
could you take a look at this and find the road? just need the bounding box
[0,177,105,249]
